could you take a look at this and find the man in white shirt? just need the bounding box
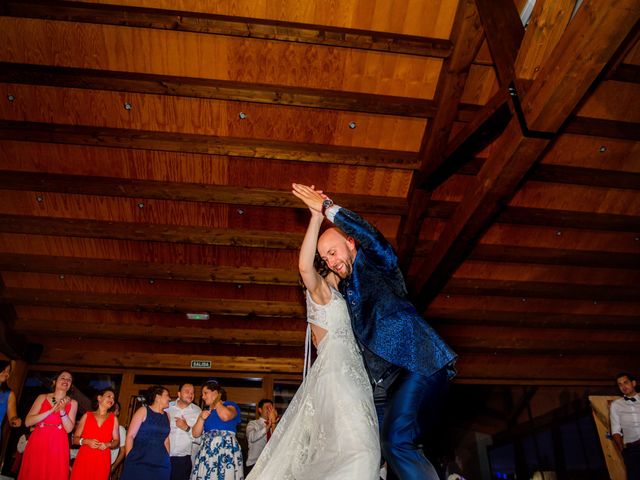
[166,383,202,480]
[610,372,640,480]
[245,399,278,476]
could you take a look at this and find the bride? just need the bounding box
[246,189,380,479]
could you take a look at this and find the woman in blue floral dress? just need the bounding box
[191,380,243,480]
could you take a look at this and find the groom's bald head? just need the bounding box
[317,228,357,279]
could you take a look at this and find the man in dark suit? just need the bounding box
[293,183,457,480]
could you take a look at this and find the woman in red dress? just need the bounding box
[71,388,120,480]
[19,370,78,480]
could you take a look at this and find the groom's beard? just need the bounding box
[332,261,352,279]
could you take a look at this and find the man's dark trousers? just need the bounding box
[379,368,449,480]
[170,455,192,480]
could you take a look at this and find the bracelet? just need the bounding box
[79,438,83,446]
[60,411,67,418]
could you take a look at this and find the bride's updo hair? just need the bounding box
[313,253,330,278]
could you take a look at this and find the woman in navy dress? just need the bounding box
[192,380,243,480]
[121,385,171,480]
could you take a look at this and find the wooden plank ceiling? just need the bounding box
[0,0,638,383]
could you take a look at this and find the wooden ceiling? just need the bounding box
[0,0,638,384]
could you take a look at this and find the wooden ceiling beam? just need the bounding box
[0,170,408,216]
[496,207,640,232]
[2,0,453,58]
[0,304,28,360]
[513,0,577,84]
[456,351,640,383]
[397,0,485,267]
[0,214,304,249]
[520,2,640,133]
[427,310,640,329]
[411,0,640,309]
[438,324,640,353]
[0,121,419,169]
[529,164,640,190]
[474,0,524,86]
[610,64,640,84]
[0,63,482,120]
[0,253,299,286]
[441,278,640,301]
[466,245,640,269]
[31,336,304,372]
[13,306,304,328]
[14,318,304,346]
[0,288,305,317]
[563,117,640,141]
[419,89,512,190]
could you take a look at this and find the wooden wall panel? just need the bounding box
[72,0,459,38]
[0,84,427,151]
[0,18,443,98]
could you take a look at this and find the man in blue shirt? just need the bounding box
[293,183,457,480]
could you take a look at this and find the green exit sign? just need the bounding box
[190,360,212,369]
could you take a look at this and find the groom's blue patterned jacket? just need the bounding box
[330,206,457,382]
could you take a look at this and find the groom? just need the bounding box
[293,183,457,480]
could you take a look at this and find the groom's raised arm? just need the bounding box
[325,204,399,273]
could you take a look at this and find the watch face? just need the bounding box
[323,199,333,208]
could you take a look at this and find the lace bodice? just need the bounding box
[305,287,354,345]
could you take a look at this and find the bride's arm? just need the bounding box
[299,211,331,304]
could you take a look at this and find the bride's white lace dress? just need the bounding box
[246,287,380,479]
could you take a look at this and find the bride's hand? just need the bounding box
[292,183,325,213]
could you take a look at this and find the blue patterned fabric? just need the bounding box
[191,430,244,480]
[333,207,457,381]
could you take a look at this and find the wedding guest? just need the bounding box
[120,386,171,480]
[166,383,201,480]
[244,399,277,476]
[191,380,243,480]
[0,360,22,438]
[71,388,120,480]
[19,370,78,480]
[110,401,127,479]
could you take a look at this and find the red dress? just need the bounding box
[71,412,115,480]
[19,397,72,480]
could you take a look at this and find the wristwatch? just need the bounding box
[185,426,190,433]
[321,198,334,215]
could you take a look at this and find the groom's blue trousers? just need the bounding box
[378,367,449,480]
